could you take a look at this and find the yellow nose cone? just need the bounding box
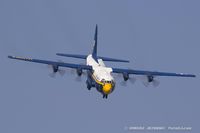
[102,83,112,94]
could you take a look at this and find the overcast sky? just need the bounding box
[0,0,199,133]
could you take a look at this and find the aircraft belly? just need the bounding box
[89,73,103,92]
[87,70,97,87]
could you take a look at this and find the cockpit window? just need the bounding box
[101,79,105,83]
[101,80,114,84]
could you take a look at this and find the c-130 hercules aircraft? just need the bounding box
[8,25,196,98]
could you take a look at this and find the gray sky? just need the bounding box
[0,0,199,132]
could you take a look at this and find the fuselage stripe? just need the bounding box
[91,74,104,85]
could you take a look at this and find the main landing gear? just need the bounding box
[86,79,108,99]
[86,80,91,90]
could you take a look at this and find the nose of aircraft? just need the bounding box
[102,83,112,94]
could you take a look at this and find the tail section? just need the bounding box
[56,24,130,63]
[92,24,98,61]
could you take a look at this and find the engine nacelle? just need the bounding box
[123,72,129,81]
[52,65,58,73]
[147,75,154,82]
[76,68,82,76]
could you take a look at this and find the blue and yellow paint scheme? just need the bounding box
[91,72,115,96]
[7,24,196,99]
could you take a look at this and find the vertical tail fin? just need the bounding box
[92,24,98,61]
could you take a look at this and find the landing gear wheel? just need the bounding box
[103,94,108,99]
[87,84,91,90]
[105,95,108,99]
[86,80,91,90]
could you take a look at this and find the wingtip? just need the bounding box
[119,59,130,63]
[56,53,65,56]
[123,60,130,63]
[192,74,196,77]
[186,74,196,78]
[8,55,14,59]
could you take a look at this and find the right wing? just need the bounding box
[112,67,196,77]
[8,55,92,70]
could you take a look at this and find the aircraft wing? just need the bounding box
[112,68,196,77]
[8,55,92,70]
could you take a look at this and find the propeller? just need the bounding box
[75,76,82,82]
[140,76,150,87]
[152,79,160,87]
[140,75,160,87]
[48,72,56,78]
[113,73,136,86]
[120,81,127,86]
[129,76,137,84]
[66,67,87,82]
[58,69,66,76]
[57,60,66,76]
[47,64,66,78]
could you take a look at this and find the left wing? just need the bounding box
[112,68,196,77]
[8,55,92,70]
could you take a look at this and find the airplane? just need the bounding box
[8,25,196,99]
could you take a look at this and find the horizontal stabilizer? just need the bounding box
[98,56,129,63]
[56,53,87,59]
[56,53,129,63]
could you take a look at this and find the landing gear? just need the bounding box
[86,80,91,90]
[103,94,108,99]
[87,84,91,90]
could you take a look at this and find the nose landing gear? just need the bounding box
[103,94,108,99]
